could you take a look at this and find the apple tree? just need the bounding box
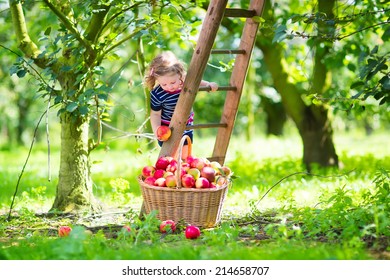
[6,0,195,212]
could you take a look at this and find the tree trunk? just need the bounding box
[257,0,339,169]
[51,112,101,212]
[261,96,286,136]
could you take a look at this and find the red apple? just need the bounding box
[181,174,195,188]
[144,176,156,186]
[123,225,131,232]
[185,225,200,239]
[142,165,155,178]
[190,157,206,170]
[181,162,190,172]
[201,166,216,183]
[195,177,210,189]
[156,126,171,141]
[165,174,177,188]
[153,169,165,179]
[154,177,166,187]
[166,159,178,173]
[155,156,170,170]
[58,226,72,237]
[160,220,176,233]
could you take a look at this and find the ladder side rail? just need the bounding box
[212,0,266,164]
[159,0,229,158]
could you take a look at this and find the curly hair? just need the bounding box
[144,51,186,90]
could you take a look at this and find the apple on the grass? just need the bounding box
[181,174,195,188]
[156,126,171,142]
[185,225,200,239]
[160,220,176,233]
[58,226,72,237]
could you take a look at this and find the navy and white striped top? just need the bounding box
[150,85,194,129]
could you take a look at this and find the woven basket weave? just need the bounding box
[138,135,229,228]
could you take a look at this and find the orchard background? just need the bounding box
[0,0,389,260]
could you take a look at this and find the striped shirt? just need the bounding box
[150,85,194,130]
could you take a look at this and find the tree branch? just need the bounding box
[8,0,48,68]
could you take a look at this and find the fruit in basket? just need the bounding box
[187,168,200,180]
[155,177,166,187]
[155,156,171,170]
[221,166,232,176]
[156,126,171,141]
[144,176,156,186]
[142,165,155,178]
[210,161,222,172]
[153,169,165,179]
[166,159,178,172]
[195,177,210,189]
[190,157,206,170]
[160,220,176,233]
[181,174,195,188]
[58,226,72,237]
[185,225,200,239]
[165,174,177,188]
[200,166,216,183]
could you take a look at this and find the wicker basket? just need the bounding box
[138,135,229,228]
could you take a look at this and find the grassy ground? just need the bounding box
[0,129,389,260]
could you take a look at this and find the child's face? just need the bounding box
[156,74,182,93]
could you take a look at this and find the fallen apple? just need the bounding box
[58,226,72,237]
[185,225,200,239]
[160,220,176,233]
[156,126,171,141]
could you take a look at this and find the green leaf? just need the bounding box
[78,106,89,116]
[350,81,365,89]
[44,27,51,36]
[66,102,78,112]
[379,75,390,90]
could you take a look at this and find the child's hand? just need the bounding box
[208,82,218,92]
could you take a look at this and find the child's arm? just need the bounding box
[150,110,162,136]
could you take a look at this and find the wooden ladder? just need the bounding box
[159,0,265,165]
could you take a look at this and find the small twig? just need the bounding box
[254,169,356,207]
[6,109,53,221]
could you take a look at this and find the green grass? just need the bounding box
[0,130,389,260]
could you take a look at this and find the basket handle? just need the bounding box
[176,135,192,189]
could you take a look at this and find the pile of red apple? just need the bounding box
[141,155,232,189]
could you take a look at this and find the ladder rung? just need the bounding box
[207,156,225,163]
[186,123,228,130]
[198,86,237,91]
[211,49,246,55]
[225,8,257,18]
